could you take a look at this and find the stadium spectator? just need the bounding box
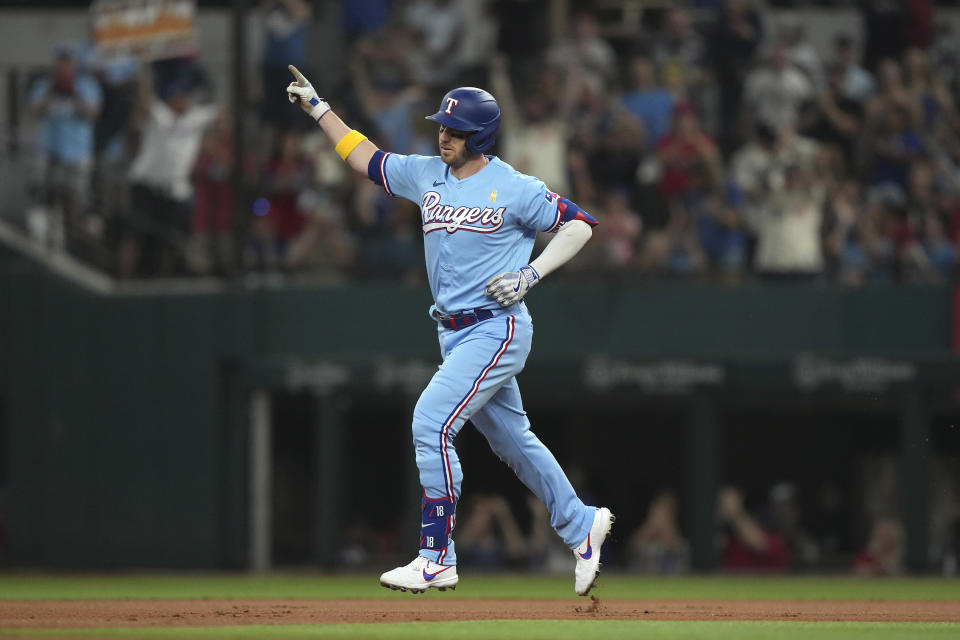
[831,33,874,104]
[765,482,820,570]
[621,57,675,152]
[742,39,814,135]
[247,130,314,272]
[776,16,824,90]
[403,0,466,90]
[350,41,427,155]
[258,0,312,130]
[650,6,713,132]
[569,73,644,201]
[627,490,690,574]
[547,10,617,85]
[92,54,139,223]
[902,47,958,136]
[749,137,827,280]
[656,101,721,207]
[808,483,851,567]
[899,159,958,282]
[863,104,924,196]
[27,45,102,247]
[929,22,959,101]
[651,6,707,94]
[708,0,763,153]
[124,63,219,278]
[799,62,864,172]
[864,58,922,143]
[188,110,247,277]
[717,486,789,572]
[490,54,571,196]
[853,516,905,576]
[690,175,749,281]
[906,211,957,282]
[731,121,822,278]
[823,178,871,284]
[593,190,643,271]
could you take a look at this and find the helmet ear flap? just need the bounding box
[465,113,501,153]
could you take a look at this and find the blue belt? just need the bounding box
[438,309,494,331]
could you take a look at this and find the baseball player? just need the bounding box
[287,66,614,596]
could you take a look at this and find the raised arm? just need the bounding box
[286,65,379,174]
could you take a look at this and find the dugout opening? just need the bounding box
[245,388,414,570]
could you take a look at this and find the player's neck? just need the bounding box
[449,153,489,180]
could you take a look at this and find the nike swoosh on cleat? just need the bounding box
[423,567,452,581]
[433,180,445,186]
[578,534,592,560]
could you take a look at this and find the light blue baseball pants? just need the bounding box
[412,305,595,565]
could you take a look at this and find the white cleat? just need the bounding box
[379,556,459,594]
[573,507,615,596]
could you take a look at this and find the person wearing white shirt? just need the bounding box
[125,74,219,277]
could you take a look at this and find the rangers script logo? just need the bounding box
[420,191,506,234]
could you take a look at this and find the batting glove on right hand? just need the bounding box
[484,265,540,307]
[286,65,331,121]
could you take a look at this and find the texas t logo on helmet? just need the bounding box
[426,87,501,154]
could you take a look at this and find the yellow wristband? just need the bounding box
[335,130,368,161]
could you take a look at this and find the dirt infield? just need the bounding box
[2,598,959,628]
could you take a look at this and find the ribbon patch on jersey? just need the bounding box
[420,191,506,234]
[420,495,456,551]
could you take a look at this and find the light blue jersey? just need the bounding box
[368,149,595,567]
[377,154,563,314]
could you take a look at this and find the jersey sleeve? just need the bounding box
[369,152,434,202]
[514,178,563,233]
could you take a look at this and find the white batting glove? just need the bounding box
[484,265,540,307]
[286,65,330,121]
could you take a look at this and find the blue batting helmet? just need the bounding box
[425,87,501,154]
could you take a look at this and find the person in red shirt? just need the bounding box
[854,517,904,576]
[656,101,721,205]
[249,130,314,270]
[717,486,789,572]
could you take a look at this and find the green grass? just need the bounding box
[4,621,960,640]
[1,573,960,601]
[3,575,957,640]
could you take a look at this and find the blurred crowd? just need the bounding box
[16,0,960,283]
[336,479,960,576]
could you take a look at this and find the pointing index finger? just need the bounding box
[288,65,308,86]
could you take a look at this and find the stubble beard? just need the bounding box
[441,146,472,170]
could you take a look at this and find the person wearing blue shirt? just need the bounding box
[287,67,614,597]
[29,46,102,225]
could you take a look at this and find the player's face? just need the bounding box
[438,125,472,168]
